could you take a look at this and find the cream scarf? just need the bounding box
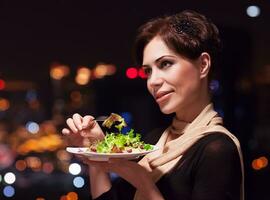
[134,103,244,200]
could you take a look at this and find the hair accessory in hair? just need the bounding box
[171,18,198,36]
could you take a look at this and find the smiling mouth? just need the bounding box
[155,91,173,102]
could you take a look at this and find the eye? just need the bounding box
[160,60,173,69]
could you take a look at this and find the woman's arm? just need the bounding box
[89,166,112,199]
[85,159,164,200]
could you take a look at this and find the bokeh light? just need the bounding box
[126,67,138,79]
[43,162,54,174]
[50,64,70,80]
[246,5,260,17]
[68,163,81,175]
[252,156,268,170]
[73,176,85,188]
[66,191,78,200]
[15,160,27,171]
[75,67,91,85]
[0,98,10,111]
[36,197,45,200]
[138,68,147,79]
[0,79,5,90]
[26,121,40,134]
[3,185,15,197]
[4,172,16,184]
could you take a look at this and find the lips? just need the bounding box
[154,90,173,102]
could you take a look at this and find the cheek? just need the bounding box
[173,67,200,91]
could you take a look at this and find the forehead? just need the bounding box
[142,36,177,65]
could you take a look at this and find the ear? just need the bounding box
[199,52,211,79]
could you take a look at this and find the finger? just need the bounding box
[62,128,71,135]
[66,118,78,133]
[82,115,95,129]
[72,113,83,131]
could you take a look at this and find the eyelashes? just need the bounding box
[142,60,174,78]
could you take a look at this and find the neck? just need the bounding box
[175,92,210,123]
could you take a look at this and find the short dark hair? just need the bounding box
[133,10,222,81]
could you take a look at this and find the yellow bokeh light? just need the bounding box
[75,67,91,85]
[106,64,116,75]
[94,64,107,79]
[50,65,70,80]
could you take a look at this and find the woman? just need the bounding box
[62,10,244,200]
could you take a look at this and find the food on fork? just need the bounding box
[88,113,154,153]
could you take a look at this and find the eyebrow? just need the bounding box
[142,55,176,67]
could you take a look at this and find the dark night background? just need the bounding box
[0,0,269,199]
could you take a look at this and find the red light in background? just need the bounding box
[138,68,147,79]
[126,68,138,79]
[0,79,5,90]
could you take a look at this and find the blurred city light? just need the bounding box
[75,67,91,85]
[42,162,54,174]
[0,79,6,90]
[73,176,85,188]
[246,5,260,17]
[0,98,10,111]
[252,156,268,170]
[94,63,108,79]
[15,160,27,171]
[66,192,78,200]
[50,64,70,80]
[126,67,138,79]
[56,150,72,161]
[26,121,40,134]
[26,157,42,171]
[4,172,16,184]
[138,68,147,79]
[36,197,45,200]
[68,163,81,175]
[3,185,15,198]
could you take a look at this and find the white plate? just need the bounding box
[66,146,158,161]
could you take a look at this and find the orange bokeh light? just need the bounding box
[0,98,10,111]
[15,160,27,171]
[252,156,268,170]
[66,192,78,200]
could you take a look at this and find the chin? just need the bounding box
[159,105,175,115]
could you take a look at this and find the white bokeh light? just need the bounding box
[246,5,260,17]
[4,172,16,184]
[26,121,40,134]
[68,163,81,175]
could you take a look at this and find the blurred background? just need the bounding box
[0,0,269,199]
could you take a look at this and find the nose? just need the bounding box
[147,69,164,88]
